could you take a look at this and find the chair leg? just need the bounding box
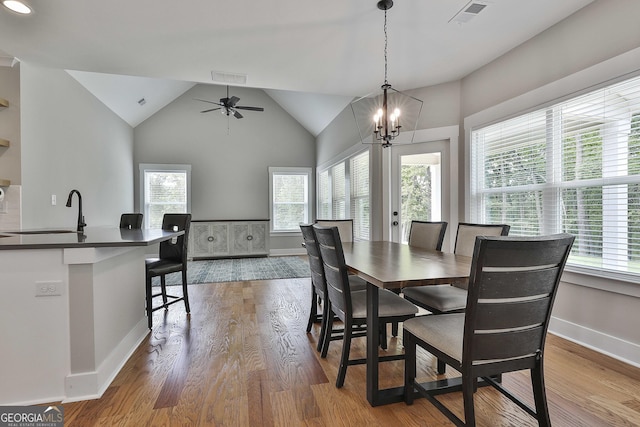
[336,319,353,388]
[160,275,168,308]
[317,296,331,353]
[181,269,190,313]
[145,275,153,329]
[531,360,552,427]
[392,321,399,337]
[321,308,334,358]
[307,287,317,333]
[380,323,388,350]
[462,372,477,427]
[403,331,417,405]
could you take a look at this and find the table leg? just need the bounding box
[366,282,380,405]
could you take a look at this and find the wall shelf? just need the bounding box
[0,98,8,109]
[0,138,9,147]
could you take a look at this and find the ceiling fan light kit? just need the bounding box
[351,0,423,147]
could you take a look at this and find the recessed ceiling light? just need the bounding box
[2,0,32,14]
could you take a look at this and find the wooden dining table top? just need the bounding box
[341,240,472,290]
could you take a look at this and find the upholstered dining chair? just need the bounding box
[119,213,143,229]
[403,222,509,373]
[145,213,192,329]
[313,224,418,388]
[300,224,367,352]
[390,220,448,336]
[407,220,448,251]
[315,219,354,242]
[403,233,574,427]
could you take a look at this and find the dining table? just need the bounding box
[341,240,472,407]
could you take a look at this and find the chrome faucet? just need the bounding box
[66,189,86,232]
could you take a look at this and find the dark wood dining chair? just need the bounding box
[145,213,191,329]
[403,222,510,373]
[119,213,143,229]
[313,224,418,388]
[300,224,367,353]
[403,233,575,427]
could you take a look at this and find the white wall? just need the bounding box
[20,62,134,229]
[133,84,316,251]
[460,0,640,365]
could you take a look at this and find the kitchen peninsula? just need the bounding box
[0,227,183,405]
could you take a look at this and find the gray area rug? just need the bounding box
[153,256,310,286]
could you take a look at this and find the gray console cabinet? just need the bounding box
[189,220,269,259]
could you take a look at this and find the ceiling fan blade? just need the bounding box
[195,98,223,106]
[201,107,222,113]
[233,110,243,119]
[235,106,264,111]
[228,96,240,107]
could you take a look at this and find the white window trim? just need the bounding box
[268,166,312,235]
[139,163,192,228]
[464,47,640,297]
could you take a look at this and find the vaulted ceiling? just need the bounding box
[0,0,594,134]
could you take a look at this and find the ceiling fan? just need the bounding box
[196,86,264,119]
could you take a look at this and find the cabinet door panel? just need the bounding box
[211,223,230,256]
[191,223,214,257]
[232,223,251,255]
[249,223,268,253]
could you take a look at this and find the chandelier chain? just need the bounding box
[383,8,388,85]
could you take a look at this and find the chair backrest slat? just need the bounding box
[463,234,574,372]
[300,224,326,299]
[408,221,448,251]
[313,225,352,321]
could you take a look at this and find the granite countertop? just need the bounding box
[0,227,184,250]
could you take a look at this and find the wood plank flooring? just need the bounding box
[56,278,640,426]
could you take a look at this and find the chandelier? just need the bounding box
[351,0,423,148]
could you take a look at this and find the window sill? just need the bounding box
[562,266,640,298]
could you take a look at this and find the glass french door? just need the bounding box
[390,141,449,243]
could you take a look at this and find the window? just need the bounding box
[331,162,346,219]
[318,170,330,220]
[317,150,370,240]
[350,152,370,240]
[139,164,191,229]
[269,167,312,232]
[470,74,640,279]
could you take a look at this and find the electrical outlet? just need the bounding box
[35,280,62,297]
[51,194,57,206]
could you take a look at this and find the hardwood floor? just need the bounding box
[58,278,640,426]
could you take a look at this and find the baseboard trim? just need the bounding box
[270,248,306,256]
[549,316,640,368]
[63,318,149,403]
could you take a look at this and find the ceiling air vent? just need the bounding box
[449,1,489,24]
[211,71,247,85]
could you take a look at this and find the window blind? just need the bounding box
[144,170,188,229]
[331,162,346,219]
[350,152,370,240]
[272,172,309,231]
[318,170,330,220]
[471,74,640,277]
